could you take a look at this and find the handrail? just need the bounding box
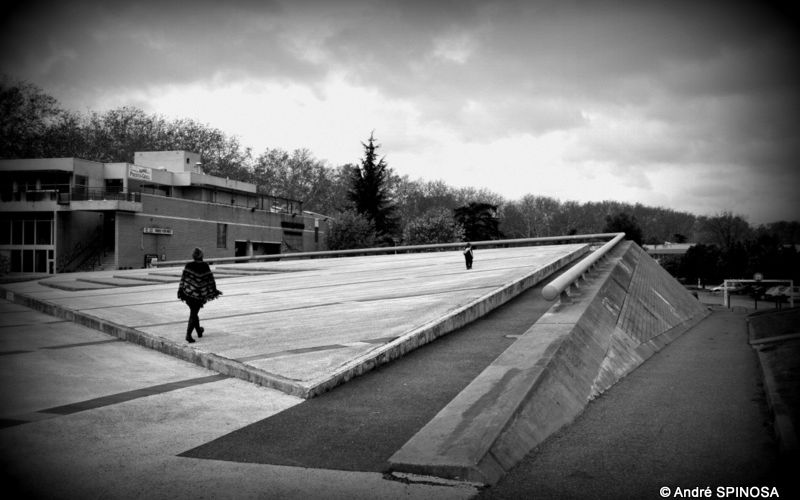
[541,232,626,301]
[70,188,141,202]
[154,233,623,268]
[56,227,105,273]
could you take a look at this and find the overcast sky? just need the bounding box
[1,0,798,224]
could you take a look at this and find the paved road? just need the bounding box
[478,303,795,499]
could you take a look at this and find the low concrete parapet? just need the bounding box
[389,241,710,484]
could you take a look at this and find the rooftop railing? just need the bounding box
[153,233,620,268]
[541,232,626,301]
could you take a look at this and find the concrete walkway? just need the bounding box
[0,245,586,398]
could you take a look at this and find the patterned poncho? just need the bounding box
[178,260,222,305]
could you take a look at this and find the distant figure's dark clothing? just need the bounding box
[463,245,474,270]
[178,260,221,342]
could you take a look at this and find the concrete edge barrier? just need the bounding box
[302,245,592,398]
[75,277,153,287]
[388,242,709,484]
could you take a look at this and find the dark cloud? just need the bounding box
[0,0,798,222]
[0,0,318,90]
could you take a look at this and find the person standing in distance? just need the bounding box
[177,247,222,343]
[463,242,474,270]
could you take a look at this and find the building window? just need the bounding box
[36,220,52,245]
[12,220,22,244]
[10,250,20,271]
[35,249,47,273]
[105,179,124,193]
[217,223,227,248]
[1,216,53,247]
[0,219,10,245]
[74,174,87,193]
[23,220,35,245]
[22,249,33,272]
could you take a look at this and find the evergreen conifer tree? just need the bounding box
[347,132,398,240]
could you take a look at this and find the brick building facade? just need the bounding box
[0,151,329,274]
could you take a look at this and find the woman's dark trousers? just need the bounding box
[186,299,203,339]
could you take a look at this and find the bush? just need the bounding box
[403,208,465,245]
[325,210,377,250]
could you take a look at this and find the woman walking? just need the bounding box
[177,247,222,343]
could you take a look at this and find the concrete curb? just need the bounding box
[388,242,710,484]
[747,310,800,459]
[754,348,799,457]
[747,314,799,458]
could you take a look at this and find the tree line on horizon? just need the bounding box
[2,77,798,282]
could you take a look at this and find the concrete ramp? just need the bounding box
[0,244,589,399]
[388,241,710,484]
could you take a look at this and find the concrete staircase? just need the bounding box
[95,249,116,271]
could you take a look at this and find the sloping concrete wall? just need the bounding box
[389,241,710,484]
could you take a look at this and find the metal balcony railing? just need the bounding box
[1,185,141,204]
[69,188,141,202]
[0,183,68,202]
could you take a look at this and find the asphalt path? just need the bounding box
[478,305,794,499]
[0,298,478,499]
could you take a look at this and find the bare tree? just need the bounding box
[698,212,752,252]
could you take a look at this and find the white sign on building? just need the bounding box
[143,227,173,235]
[128,165,153,181]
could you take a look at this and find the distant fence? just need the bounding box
[154,233,624,268]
